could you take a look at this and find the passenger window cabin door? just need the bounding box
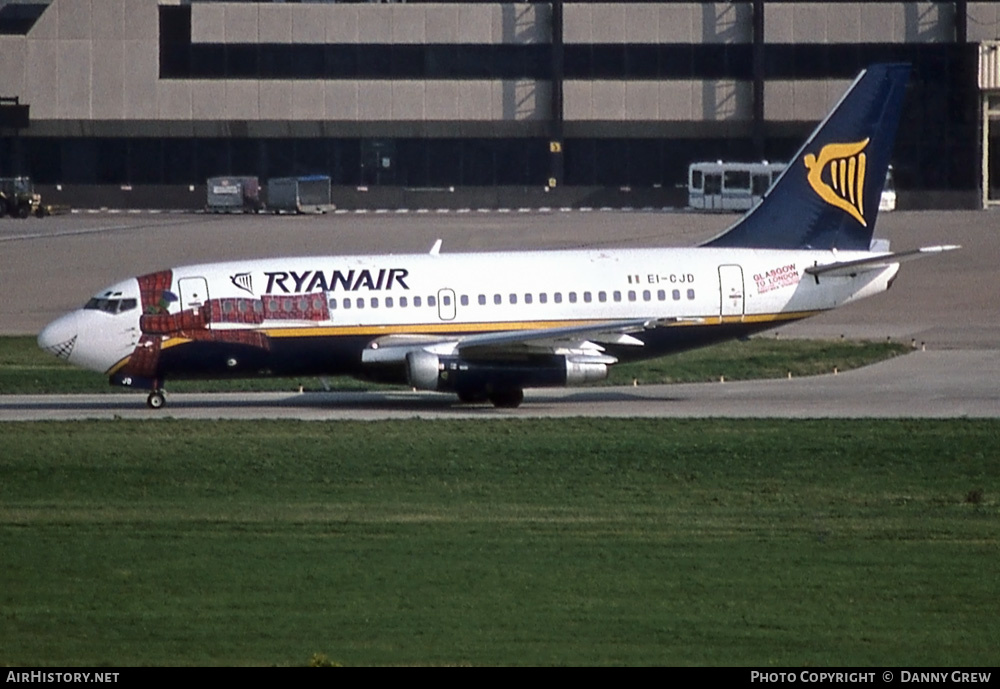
[437,288,456,321]
[718,265,744,320]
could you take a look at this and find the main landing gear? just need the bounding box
[457,387,525,408]
[146,390,166,409]
[457,387,524,408]
[488,388,524,408]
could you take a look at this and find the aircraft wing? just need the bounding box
[804,245,960,278]
[361,318,655,365]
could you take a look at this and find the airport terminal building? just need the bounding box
[1,0,1000,209]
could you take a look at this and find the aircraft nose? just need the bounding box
[37,311,81,361]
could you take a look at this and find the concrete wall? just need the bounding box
[565,80,753,122]
[0,0,552,123]
[0,0,159,120]
[192,2,548,45]
[765,3,956,43]
[0,0,979,127]
[763,79,854,120]
[969,3,1000,42]
[564,3,753,44]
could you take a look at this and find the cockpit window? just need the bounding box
[84,297,137,314]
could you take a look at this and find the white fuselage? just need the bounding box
[38,246,898,382]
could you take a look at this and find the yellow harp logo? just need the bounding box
[803,138,869,227]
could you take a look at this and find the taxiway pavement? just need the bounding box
[1,209,996,420]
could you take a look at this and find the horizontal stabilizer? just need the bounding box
[804,245,960,278]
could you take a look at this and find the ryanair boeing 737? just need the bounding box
[38,64,957,409]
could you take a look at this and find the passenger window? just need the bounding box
[371,297,379,308]
[598,292,607,303]
[385,297,393,308]
[551,293,558,304]
[613,291,622,302]
[657,290,666,301]
[568,292,576,303]
[400,296,408,307]
[643,290,651,301]
[525,294,533,304]
[687,289,695,300]
[343,298,351,309]
[328,299,337,310]
[428,296,436,307]
[356,298,365,309]
[672,290,680,301]
[724,170,751,191]
[627,291,636,302]
[414,296,422,307]
[460,295,469,306]
[509,294,517,304]
[479,294,487,306]
[540,293,549,304]
[583,292,592,303]
[493,294,502,305]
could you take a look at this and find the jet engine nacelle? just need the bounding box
[405,350,610,393]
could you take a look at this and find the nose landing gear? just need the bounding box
[146,390,166,409]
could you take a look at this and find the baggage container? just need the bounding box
[267,175,334,214]
[206,176,262,213]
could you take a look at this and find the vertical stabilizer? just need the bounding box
[703,64,910,251]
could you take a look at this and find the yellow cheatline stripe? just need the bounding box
[103,310,824,374]
[103,337,193,376]
[262,319,601,338]
[162,337,193,350]
[105,357,130,376]
[261,311,823,337]
[720,310,822,325]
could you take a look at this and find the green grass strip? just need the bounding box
[1,419,996,666]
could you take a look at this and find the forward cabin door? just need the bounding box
[178,277,210,313]
[718,265,744,321]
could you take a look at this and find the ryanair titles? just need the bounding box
[264,268,410,294]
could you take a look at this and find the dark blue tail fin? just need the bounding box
[703,64,910,251]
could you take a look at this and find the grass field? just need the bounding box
[3,335,910,394]
[1,419,996,666]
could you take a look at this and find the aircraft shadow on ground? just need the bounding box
[0,387,683,415]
